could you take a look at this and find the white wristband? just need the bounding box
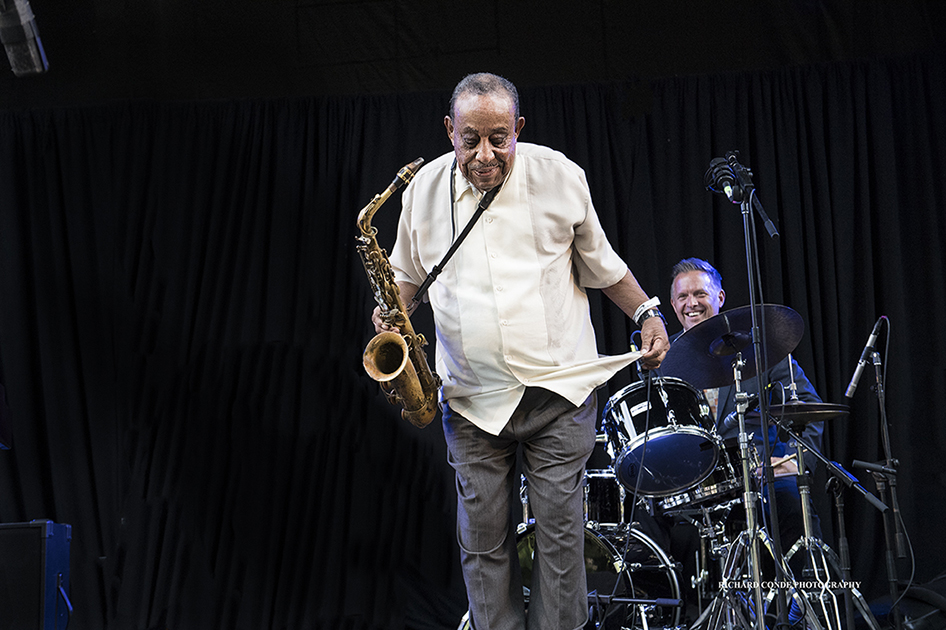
[633,297,661,325]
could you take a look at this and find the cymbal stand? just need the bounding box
[679,497,741,614]
[777,425,886,630]
[693,353,802,630]
[784,427,844,630]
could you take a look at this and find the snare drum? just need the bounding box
[604,377,718,497]
[658,436,760,513]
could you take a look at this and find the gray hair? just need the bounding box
[670,257,724,291]
[448,72,520,119]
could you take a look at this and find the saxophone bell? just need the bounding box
[363,331,439,426]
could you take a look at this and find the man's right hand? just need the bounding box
[371,306,396,334]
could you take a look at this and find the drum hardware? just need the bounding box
[676,502,742,615]
[519,474,532,531]
[689,351,802,630]
[693,549,709,616]
[769,403,885,630]
[660,301,812,630]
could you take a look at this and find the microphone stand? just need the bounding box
[697,353,799,630]
[853,350,906,630]
[730,152,791,628]
[826,475,856,630]
[777,422,886,630]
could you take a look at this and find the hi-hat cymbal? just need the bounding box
[768,401,850,424]
[744,401,851,426]
[660,304,804,390]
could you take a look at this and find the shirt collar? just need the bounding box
[453,160,516,204]
[453,162,484,202]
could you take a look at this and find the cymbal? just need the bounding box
[660,304,804,390]
[745,401,850,426]
[768,401,850,424]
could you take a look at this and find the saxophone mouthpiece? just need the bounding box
[391,157,425,191]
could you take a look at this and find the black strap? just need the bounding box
[411,183,500,305]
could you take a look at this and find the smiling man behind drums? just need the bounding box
[666,258,825,565]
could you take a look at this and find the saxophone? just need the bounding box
[356,158,441,428]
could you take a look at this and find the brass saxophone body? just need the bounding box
[356,157,441,428]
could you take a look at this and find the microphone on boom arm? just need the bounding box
[845,316,885,398]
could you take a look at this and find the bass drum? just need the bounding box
[604,376,718,497]
[457,525,681,630]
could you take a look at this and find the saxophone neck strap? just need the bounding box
[412,164,500,305]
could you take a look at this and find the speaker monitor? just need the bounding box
[0,520,72,630]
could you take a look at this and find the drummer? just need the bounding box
[668,257,824,549]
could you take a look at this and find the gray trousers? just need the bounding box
[443,387,597,630]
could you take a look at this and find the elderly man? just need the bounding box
[373,72,668,629]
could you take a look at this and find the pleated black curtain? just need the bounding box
[0,51,944,629]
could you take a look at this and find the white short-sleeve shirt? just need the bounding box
[390,143,639,434]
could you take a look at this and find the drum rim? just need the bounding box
[604,375,707,413]
[658,477,745,510]
[584,468,618,478]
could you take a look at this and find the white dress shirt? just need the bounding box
[390,143,640,435]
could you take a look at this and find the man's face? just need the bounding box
[671,270,726,332]
[444,92,525,192]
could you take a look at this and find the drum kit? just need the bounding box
[501,305,882,630]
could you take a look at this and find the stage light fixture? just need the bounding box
[0,0,48,77]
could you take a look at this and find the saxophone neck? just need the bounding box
[357,194,385,236]
[356,157,425,235]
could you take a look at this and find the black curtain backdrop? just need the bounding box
[1,51,944,629]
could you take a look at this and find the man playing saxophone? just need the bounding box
[371,72,668,630]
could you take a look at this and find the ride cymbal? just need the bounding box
[660,304,804,390]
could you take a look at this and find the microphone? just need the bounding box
[704,158,742,203]
[844,317,884,398]
[720,393,760,431]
